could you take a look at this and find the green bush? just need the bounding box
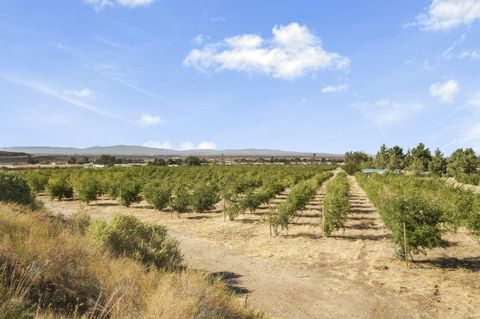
[171,185,190,213]
[144,181,172,211]
[73,174,101,204]
[118,179,142,207]
[25,171,49,193]
[88,214,182,270]
[240,190,263,213]
[323,172,350,236]
[47,176,73,200]
[0,173,35,205]
[384,194,443,255]
[190,183,219,213]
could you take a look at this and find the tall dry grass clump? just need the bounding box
[0,204,263,319]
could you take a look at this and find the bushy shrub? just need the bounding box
[118,180,142,207]
[241,190,263,213]
[384,194,444,255]
[190,183,219,213]
[0,205,262,319]
[25,171,49,193]
[323,172,350,236]
[73,174,101,204]
[144,181,172,211]
[171,185,190,213]
[0,173,34,206]
[88,214,182,270]
[47,176,73,200]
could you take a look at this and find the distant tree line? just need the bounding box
[344,143,480,185]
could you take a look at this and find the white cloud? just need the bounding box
[64,88,95,98]
[184,22,350,80]
[83,0,154,10]
[429,80,459,103]
[197,141,217,150]
[321,84,349,93]
[416,0,480,31]
[143,141,217,150]
[143,140,173,149]
[192,35,207,45]
[459,50,480,61]
[117,0,154,7]
[353,100,423,129]
[138,114,164,126]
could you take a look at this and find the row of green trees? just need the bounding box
[322,172,351,236]
[356,172,480,257]
[18,165,335,216]
[269,172,333,235]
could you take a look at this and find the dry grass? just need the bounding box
[0,203,263,319]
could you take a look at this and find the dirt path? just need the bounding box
[172,229,418,319]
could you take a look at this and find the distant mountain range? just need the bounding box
[0,146,342,158]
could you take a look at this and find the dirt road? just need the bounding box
[173,229,419,319]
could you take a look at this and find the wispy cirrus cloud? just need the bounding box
[0,74,126,122]
[54,42,171,103]
[64,88,95,98]
[184,22,350,80]
[415,0,480,31]
[459,50,480,61]
[353,99,423,130]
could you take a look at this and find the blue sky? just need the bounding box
[1,0,480,154]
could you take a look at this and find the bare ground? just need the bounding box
[39,175,480,319]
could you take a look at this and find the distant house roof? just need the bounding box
[362,168,388,175]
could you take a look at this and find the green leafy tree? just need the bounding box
[408,143,432,173]
[0,173,34,205]
[343,151,371,175]
[118,179,142,207]
[375,144,389,168]
[387,146,404,171]
[190,183,219,213]
[448,148,478,176]
[143,181,172,211]
[47,177,74,200]
[95,155,117,166]
[429,148,447,176]
[171,185,190,214]
[384,194,443,256]
[184,156,202,166]
[26,171,49,193]
[73,174,100,204]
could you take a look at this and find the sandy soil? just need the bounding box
[39,175,480,319]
